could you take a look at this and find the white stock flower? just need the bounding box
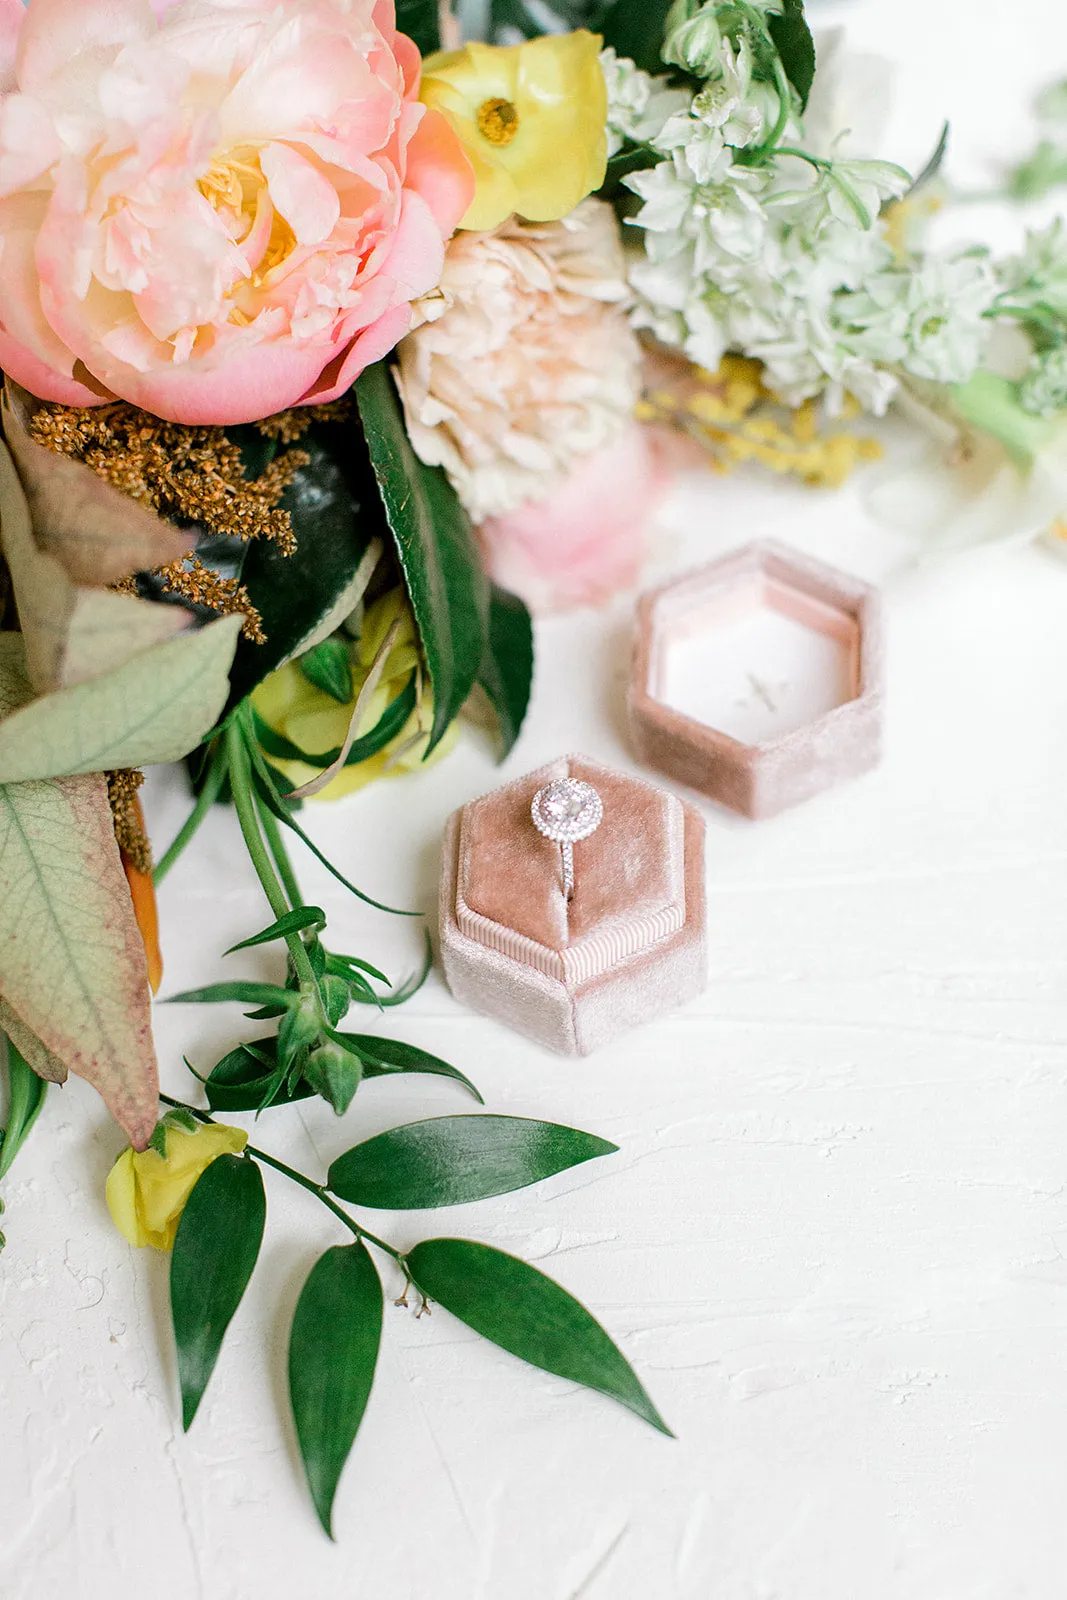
[600,48,690,157]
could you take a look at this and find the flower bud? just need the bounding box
[663,0,722,76]
[106,1120,248,1251]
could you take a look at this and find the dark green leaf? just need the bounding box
[395,0,440,54]
[326,953,391,988]
[251,678,417,772]
[226,430,383,708]
[225,906,326,955]
[406,1239,671,1435]
[299,637,353,704]
[327,1116,615,1209]
[289,1242,382,1537]
[0,1038,47,1182]
[165,981,298,1009]
[333,1035,484,1103]
[202,1039,315,1112]
[171,1153,266,1430]
[354,363,488,753]
[478,584,533,759]
[246,733,415,918]
[342,929,433,1007]
[596,0,674,74]
[320,973,352,1027]
[768,0,815,110]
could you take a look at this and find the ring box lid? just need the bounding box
[456,755,686,987]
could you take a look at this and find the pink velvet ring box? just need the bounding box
[628,541,884,820]
[439,755,707,1056]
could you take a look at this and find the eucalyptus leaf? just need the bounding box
[171,1153,266,1429]
[406,1239,672,1435]
[354,363,488,754]
[0,434,188,694]
[0,763,158,1149]
[0,617,243,783]
[478,585,533,759]
[225,907,326,955]
[289,1242,383,1537]
[299,637,353,704]
[327,1116,615,1209]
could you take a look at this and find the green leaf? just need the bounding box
[327,1116,616,1209]
[165,981,299,1009]
[0,1037,48,1182]
[335,1035,483,1103]
[251,676,417,770]
[336,930,432,1006]
[768,0,815,111]
[225,430,382,708]
[596,0,675,74]
[246,732,415,918]
[354,363,489,754]
[0,764,158,1148]
[171,1153,266,1430]
[0,616,242,783]
[406,1239,671,1435]
[298,637,353,704]
[907,120,949,196]
[224,907,326,956]
[478,585,533,759]
[289,1242,382,1537]
[395,0,440,54]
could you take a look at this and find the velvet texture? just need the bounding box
[440,756,707,1055]
[628,541,884,820]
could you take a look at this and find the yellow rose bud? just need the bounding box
[251,589,458,801]
[420,31,608,233]
[106,1121,248,1251]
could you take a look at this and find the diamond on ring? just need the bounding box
[531,778,604,900]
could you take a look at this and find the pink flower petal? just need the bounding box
[0,0,23,93]
[260,141,341,247]
[16,0,156,94]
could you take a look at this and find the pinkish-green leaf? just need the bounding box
[0,764,159,1148]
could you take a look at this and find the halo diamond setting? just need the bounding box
[531,778,604,899]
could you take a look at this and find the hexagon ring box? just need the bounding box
[439,756,707,1056]
[629,541,884,820]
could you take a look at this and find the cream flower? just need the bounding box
[394,198,642,521]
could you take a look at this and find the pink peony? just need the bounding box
[477,422,668,612]
[0,0,473,424]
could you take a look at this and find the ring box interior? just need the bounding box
[439,755,706,1056]
[628,540,884,819]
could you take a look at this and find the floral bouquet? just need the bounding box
[3,0,1067,1538]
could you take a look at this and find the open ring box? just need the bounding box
[628,541,884,819]
[439,755,706,1055]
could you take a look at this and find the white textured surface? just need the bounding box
[5,4,1067,1594]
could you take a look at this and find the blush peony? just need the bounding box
[0,0,474,425]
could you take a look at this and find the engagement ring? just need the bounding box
[531,778,604,902]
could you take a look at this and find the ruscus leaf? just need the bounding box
[327,1116,616,1209]
[298,637,353,704]
[768,0,815,110]
[171,1153,266,1429]
[289,1242,382,1537]
[406,1239,672,1436]
[478,584,533,759]
[354,362,488,753]
[394,0,440,55]
[336,1035,483,1103]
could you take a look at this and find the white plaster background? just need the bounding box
[4,1,1067,1594]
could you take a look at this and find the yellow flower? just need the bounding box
[251,589,457,800]
[419,32,608,233]
[106,1122,248,1251]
